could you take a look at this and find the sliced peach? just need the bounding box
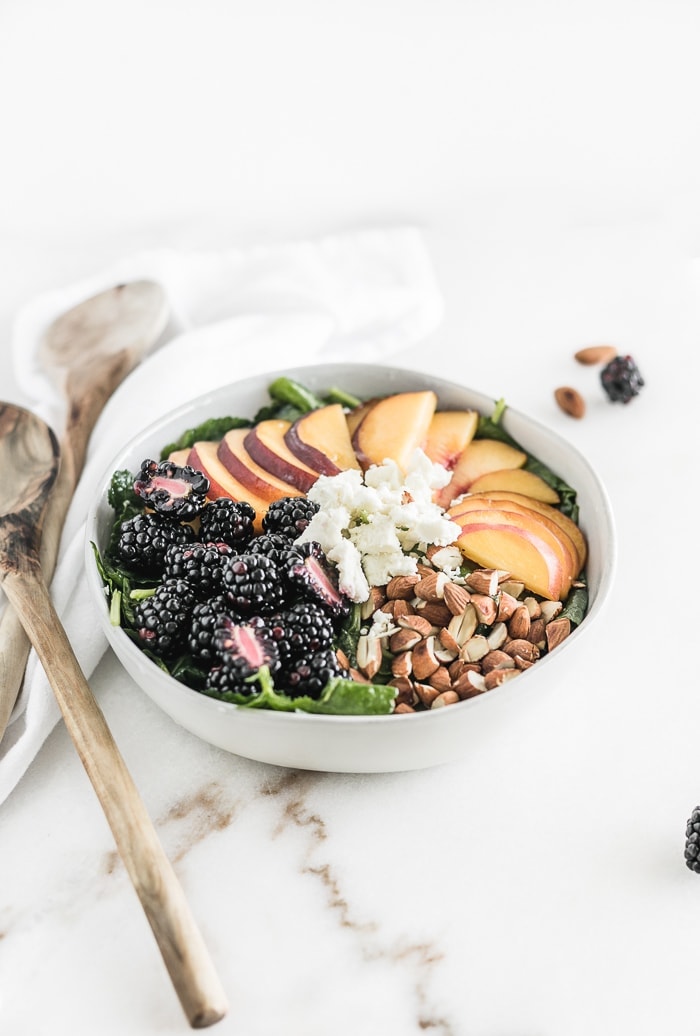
[468,467,560,504]
[448,494,579,583]
[454,508,572,600]
[352,390,437,471]
[244,419,319,493]
[285,404,361,476]
[422,410,479,469]
[452,490,587,573]
[218,428,304,503]
[186,441,267,530]
[435,438,527,508]
[168,449,191,467]
[346,399,378,439]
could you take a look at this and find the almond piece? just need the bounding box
[453,669,487,699]
[414,682,440,708]
[431,690,460,709]
[465,569,502,595]
[389,627,422,653]
[504,639,540,662]
[554,386,586,419]
[508,604,531,641]
[355,634,383,679]
[483,668,521,690]
[411,636,441,681]
[428,666,453,693]
[546,616,571,651]
[391,651,414,680]
[574,344,617,365]
[415,601,453,626]
[443,581,471,616]
[397,613,435,637]
[481,649,516,674]
[470,593,497,625]
[386,574,420,600]
[394,702,416,714]
[414,571,442,602]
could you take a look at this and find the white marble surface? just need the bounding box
[2,2,700,1033]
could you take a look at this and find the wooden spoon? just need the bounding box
[0,402,228,1028]
[0,281,169,740]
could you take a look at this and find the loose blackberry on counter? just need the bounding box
[262,496,320,540]
[162,541,233,600]
[133,578,196,657]
[685,806,700,873]
[134,458,209,519]
[600,354,645,403]
[199,498,256,550]
[115,512,196,575]
[283,541,350,619]
[222,552,288,617]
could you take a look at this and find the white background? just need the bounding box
[2,2,700,1034]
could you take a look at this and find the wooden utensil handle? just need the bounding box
[2,567,228,1029]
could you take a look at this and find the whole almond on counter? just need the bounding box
[574,344,617,365]
[554,386,586,419]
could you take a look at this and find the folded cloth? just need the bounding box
[0,226,443,804]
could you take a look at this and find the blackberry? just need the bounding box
[600,354,645,404]
[282,541,350,619]
[265,601,335,666]
[187,595,231,662]
[115,512,196,574]
[208,615,280,695]
[199,498,256,549]
[134,458,209,519]
[283,648,348,699]
[248,532,303,566]
[222,553,287,616]
[262,496,320,540]
[685,806,700,873]
[162,541,233,599]
[133,578,196,657]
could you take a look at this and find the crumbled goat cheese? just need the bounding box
[296,450,462,602]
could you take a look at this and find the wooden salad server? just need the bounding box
[0,402,228,1027]
[0,281,169,741]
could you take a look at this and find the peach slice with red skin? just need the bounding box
[186,441,268,530]
[453,508,574,600]
[450,491,587,573]
[352,390,437,472]
[448,495,580,584]
[435,438,527,509]
[346,399,378,439]
[218,428,304,504]
[285,404,360,476]
[468,467,560,504]
[244,419,319,493]
[422,410,479,469]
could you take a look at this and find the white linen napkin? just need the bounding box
[0,226,443,803]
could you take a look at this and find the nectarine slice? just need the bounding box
[448,495,579,584]
[422,410,479,469]
[452,490,587,572]
[218,428,304,503]
[186,441,268,530]
[285,404,360,476]
[468,467,560,504]
[352,390,437,471]
[244,419,319,493]
[435,438,527,509]
[454,508,572,600]
[346,399,378,439]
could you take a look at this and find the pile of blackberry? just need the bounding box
[112,472,350,699]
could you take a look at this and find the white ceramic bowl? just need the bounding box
[85,363,616,773]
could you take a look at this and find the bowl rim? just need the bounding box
[84,360,617,727]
